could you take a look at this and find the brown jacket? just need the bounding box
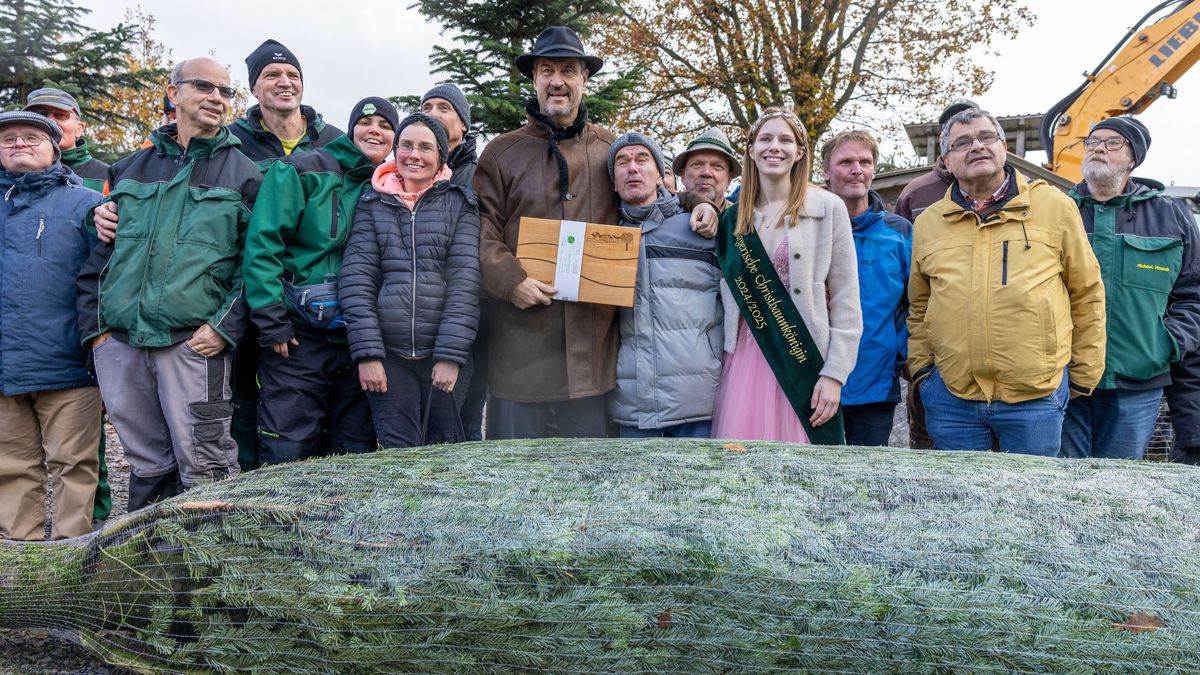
[474,115,619,402]
[895,158,953,223]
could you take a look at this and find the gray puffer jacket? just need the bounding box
[339,180,480,365]
[610,190,723,429]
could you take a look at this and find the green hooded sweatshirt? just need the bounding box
[243,134,377,346]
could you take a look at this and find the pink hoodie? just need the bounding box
[371,161,454,210]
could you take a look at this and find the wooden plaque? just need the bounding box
[515,217,641,307]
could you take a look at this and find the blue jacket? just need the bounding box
[0,165,102,395]
[842,192,912,406]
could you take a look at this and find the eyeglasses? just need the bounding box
[948,132,1002,153]
[1082,137,1128,151]
[176,79,236,99]
[0,133,49,148]
[396,141,438,156]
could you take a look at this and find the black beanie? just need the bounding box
[1091,116,1151,168]
[396,112,449,166]
[246,39,302,89]
[347,97,399,135]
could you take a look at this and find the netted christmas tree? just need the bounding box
[3,439,1200,672]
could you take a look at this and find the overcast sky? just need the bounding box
[80,0,1200,186]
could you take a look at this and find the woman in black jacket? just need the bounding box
[339,113,480,447]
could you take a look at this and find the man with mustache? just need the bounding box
[1060,117,1200,459]
[674,127,739,210]
[76,58,261,510]
[908,108,1105,456]
[475,26,619,439]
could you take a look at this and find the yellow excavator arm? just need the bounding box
[1041,0,1200,182]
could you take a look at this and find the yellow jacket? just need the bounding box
[908,169,1106,403]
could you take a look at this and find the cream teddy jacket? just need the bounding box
[719,186,863,385]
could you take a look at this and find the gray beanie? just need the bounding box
[0,110,63,159]
[421,83,471,129]
[608,132,667,183]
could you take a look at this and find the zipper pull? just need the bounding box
[36,217,45,240]
[4,184,14,201]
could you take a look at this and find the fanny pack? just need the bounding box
[283,274,346,330]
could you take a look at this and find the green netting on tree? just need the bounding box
[3,439,1200,673]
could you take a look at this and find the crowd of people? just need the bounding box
[2,26,1199,542]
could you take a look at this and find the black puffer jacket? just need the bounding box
[339,177,480,366]
[448,133,478,191]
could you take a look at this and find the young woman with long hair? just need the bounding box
[711,108,862,444]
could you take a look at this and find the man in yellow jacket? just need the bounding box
[908,108,1106,455]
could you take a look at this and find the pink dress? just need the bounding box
[711,240,810,443]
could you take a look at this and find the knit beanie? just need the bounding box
[0,110,63,160]
[396,112,449,166]
[347,97,400,135]
[420,83,471,129]
[608,132,667,183]
[1090,116,1151,168]
[246,39,303,89]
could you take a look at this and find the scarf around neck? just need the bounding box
[525,97,589,202]
[372,161,453,210]
[619,187,683,225]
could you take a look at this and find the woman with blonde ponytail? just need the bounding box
[711,108,862,444]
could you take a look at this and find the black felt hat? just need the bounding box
[515,26,604,79]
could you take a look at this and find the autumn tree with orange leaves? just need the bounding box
[89,9,250,162]
[595,0,1033,151]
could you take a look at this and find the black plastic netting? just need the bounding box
[3,438,1200,673]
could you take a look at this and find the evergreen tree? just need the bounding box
[394,0,642,137]
[0,0,165,127]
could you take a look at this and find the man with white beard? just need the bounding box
[1061,117,1200,459]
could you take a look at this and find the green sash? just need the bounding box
[715,207,845,444]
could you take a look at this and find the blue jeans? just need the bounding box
[618,420,712,439]
[920,367,1068,456]
[1060,387,1163,459]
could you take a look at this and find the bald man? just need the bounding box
[77,58,262,511]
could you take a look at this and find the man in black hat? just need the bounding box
[229,39,342,169]
[475,26,619,439]
[1061,116,1200,460]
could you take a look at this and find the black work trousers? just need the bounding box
[256,326,375,466]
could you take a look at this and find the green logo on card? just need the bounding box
[567,236,576,244]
